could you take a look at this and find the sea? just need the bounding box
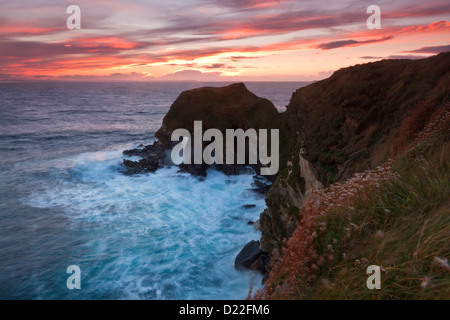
[0,81,306,300]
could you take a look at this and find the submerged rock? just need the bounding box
[248,176,272,195]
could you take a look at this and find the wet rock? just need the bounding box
[178,163,207,178]
[235,240,262,270]
[122,153,162,174]
[242,204,256,209]
[249,176,272,195]
[122,141,167,175]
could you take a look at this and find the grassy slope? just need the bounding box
[261,106,450,300]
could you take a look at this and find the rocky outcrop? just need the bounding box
[234,240,270,273]
[235,240,262,270]
[122,141,167,174]
[122,82,293,178]
[299,149,324,199]
[259,145,323,254]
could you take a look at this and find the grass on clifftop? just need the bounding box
[255,108,450,300]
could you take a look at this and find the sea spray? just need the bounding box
[24,148,265,299]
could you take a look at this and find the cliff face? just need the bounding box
[154,82,294,177]
[259,52,450,254]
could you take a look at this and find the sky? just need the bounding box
[0,0,449,81]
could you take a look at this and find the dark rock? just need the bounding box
[122,141,167,175]
[153,83,288,178]
[178,163,207,178]
[249,253,270,274]
[262,272,270,284]
[235,240,262,270]
[249,176,272,195]
[261,254,270,274]
[123,141,164,158]
[247,220,254,225]
[122,159,144,175]
[122,153,162,174]
[122,82,293,178]
[242,204,256,209]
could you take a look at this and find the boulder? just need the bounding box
[234,240,262,270]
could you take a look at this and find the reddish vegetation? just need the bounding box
[251,104,449,300]
[262,162,396,299]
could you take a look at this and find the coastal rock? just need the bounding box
[122,82,292,178]
[122,141,166,174]
[153,82,290,178]
[249,176,272,195]
[234,240,263,270]
[178,163,208,178]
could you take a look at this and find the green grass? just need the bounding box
[309,141,450,299]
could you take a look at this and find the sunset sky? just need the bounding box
[0,0,449,81]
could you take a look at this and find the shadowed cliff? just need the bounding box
[257,52,449,299]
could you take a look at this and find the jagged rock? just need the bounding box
[122,154,161,174]
[235,240,262,270]
[177,163,207,178]
[249,176,272,195]
[122,141,167,174]
[123,141,163,158]
[122,159,144,175]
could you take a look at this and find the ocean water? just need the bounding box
[0,81,305,300]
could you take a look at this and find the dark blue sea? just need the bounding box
[0,81,305,299]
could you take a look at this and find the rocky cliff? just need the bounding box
[259,51,450,255]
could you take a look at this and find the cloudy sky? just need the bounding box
[0,0,449,81]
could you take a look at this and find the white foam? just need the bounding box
[26,148,266,299]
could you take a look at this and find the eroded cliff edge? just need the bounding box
[259,51,450,257]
